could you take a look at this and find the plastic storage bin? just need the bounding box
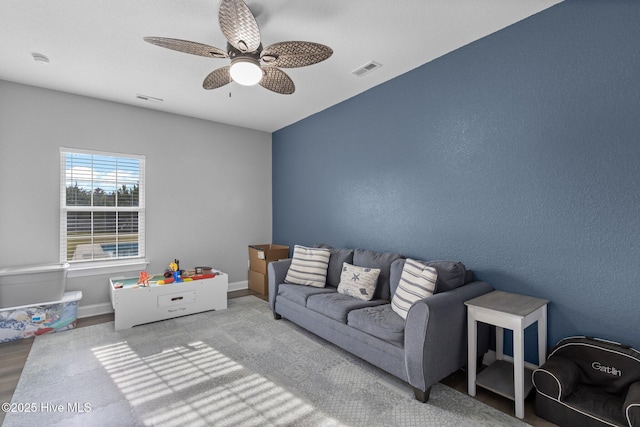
[0,263,69,309]
[0,291,82,343]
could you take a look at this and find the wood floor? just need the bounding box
[0,290,556,426]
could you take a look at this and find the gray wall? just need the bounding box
[0,80,272,308]
[273,0,640,360]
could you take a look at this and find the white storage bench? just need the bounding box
[109,271,228,331]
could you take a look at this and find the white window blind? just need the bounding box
[60,148,145,263]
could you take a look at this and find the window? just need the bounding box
[60,148,145,263]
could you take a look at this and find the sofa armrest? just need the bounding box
[624,381,640,427]
[532,355,581,400]
[268,258,292,311]
[404,280,493,392]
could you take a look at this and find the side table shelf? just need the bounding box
[476,360,534,401]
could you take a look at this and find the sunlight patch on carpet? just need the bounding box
[92,339,332,426]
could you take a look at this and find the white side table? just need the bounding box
[465,290,549,419]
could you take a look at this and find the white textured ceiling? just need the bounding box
[0,0,561,132]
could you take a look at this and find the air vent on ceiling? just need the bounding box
[31,52,50,64]
[136,94,163,102]
[351,61,382,77]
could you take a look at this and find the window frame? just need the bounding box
[59,147,146,267]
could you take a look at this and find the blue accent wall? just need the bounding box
[273,0,640,360]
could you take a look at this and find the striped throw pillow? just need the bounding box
[391,258,438,319]
[284,245,331,287]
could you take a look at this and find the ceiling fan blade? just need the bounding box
[203,66,232,89]
[259,67,295,95]
[143,37,228,59]
[218,0,261,53]
[261,41,333,68]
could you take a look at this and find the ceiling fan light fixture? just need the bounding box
[230,56,263,86]
[144,0,332,94]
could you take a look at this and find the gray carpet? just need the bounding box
[4,296,528,427]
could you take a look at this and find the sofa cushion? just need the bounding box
[315,244,354,287]
[285,245,331,287]
[277,283,337,307]
[353,249,404,300]
[306,292,387,323]
[348,304,405,347]
[389,258,405,297]
[337,263,380,301]
[563,385,627,427]
[428,260,467,293]
[391,259,437,320]
[390,259,467,295]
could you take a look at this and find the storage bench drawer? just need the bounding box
[157,291,196,307]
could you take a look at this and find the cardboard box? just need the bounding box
[249,244,289,275]
[248,269,268,295]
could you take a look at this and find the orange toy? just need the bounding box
[137,271,151,287]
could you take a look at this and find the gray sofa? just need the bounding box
[268,246,493,402]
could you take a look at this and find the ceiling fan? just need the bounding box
[144,0,333,95]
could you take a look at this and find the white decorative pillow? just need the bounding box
[284,245,331,287]
[337,263,381,301]
[391,258,438,320]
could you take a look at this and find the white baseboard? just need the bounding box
[228,280,248,292]
[483,350,539,371]
[78,280,250,318]
[78,303,113,318]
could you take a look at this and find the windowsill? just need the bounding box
[67,259,149,278]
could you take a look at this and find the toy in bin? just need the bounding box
[156,260,183,285]
[137,271,151,287]
[195,266,213,275]
[170,260,183,283]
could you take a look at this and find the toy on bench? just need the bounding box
[137,271,151,287]
[169,260,183,283]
